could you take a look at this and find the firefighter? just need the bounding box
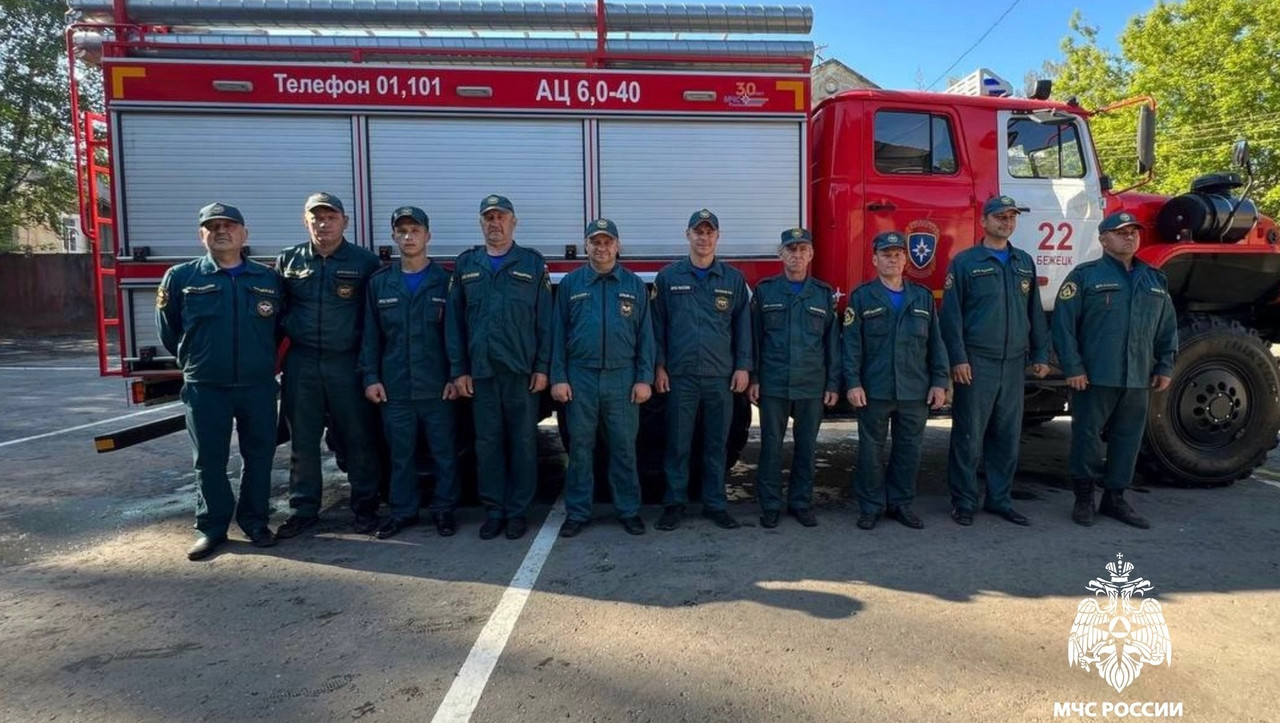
[274,192,384,539]
[1051,212,1177,529]
[357,206,460,539]
[940,195,1050,526]
[446,195,553,541]
[156,203,283,560]
[550,218,655,537]
[651,209,753,531]
[748,227,839,529]
[842,231,949,530]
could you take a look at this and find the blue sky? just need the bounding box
[807,0,1158,91]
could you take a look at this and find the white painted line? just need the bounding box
[0,366,98,371]
[432,499,566,723]
[0,404,180,449]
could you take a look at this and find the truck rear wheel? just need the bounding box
[1140,315,1280,487]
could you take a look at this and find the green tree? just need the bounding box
[0,0,80,251]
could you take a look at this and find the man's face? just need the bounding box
[686,222,719,257]
[872,247,907,278]
[200,219,248,256]
[305,206,348,246]
[586,233,619,268]
[982,209,1019,241]
[480,209,517,246]
[779,242,813,276]
[393,219,430,257]
[1100,225,1141,259]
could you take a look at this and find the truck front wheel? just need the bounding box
[1140,315,1280,487]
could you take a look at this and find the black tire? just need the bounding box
[1140,314,1280,487]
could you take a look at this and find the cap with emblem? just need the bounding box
[982,195,1027,216]
[872,231,908,252]
[585,217,619,240]
[1099,211,1144,233]
[391,205,429,229]
[780,227,813,246]
[304,192,345,214]
[198,202,245,227]
[479,194,515,214]
[687,208,720,230]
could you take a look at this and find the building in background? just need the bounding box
[812,58,878,105]
[7,215,86,254]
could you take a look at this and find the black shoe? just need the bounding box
[186,534,226,561]
[760,510,781,529]
[505,517,529,540]
[702,509,741,529]
[856,513,879,530]
[248,528,277,548]
[887,505,924,529]
[559,518,589,538]
[354,514,381,535]
[434,511,458,537]
[375,517,418,539]
[1098,490,1150,529]
[655,505,684,531]
[1072,480,1096,526]
[788,507,819,527]
[983,505,1030,526]
[275,515,318,539]
[620,516,646,536]
[479,517,506,540]
[950,507,974,526]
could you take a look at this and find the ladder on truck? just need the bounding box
[76,111,124,377]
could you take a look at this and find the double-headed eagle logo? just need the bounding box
[1068,553,1172,693]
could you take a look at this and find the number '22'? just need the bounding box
[1038,221,1074,251]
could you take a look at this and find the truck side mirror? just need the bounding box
[1137,105,1155,175]
[1232,139,1251,172]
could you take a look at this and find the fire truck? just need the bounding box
[66,0,1280,490]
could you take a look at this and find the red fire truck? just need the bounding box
[67,0,1280,489]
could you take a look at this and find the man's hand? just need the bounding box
[730,369,749,394]
[823,391,839,408]
[951,363,973,385]
[1031,363,1050,379]
[748,383,761,404]
[655,365,670,394]
[454,374,474,398]
[529,372,549,393]
[442,382,459,401]
[846,387,867,408]
[631,382,652,404]
[927,386,947,410]
[1066,374,1088,391]
[364,383,387,404]
[551,382,572,403]
[1151,374,1172,392]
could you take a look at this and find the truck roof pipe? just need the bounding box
[66,0,813,35]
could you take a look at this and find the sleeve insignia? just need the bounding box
[943,272,954,290]
[842,307,855,326]
[155,286,169,309]
[1058,281,1078,300]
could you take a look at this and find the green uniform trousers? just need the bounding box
[663,375,732,512]
[563,367,642,522]
[756,396,823,512]
[947,355,1025,513]
[1069,385,1150,491]
[473,372,540,519]
[182,380,278,537]
[855,398,929,516]
[381,398,459,519]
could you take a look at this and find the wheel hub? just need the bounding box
[1177,368,1249,446]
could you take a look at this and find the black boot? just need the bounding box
[1071,479,1096,527]
[1098,489,1150,529]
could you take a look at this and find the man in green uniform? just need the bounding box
[748,227,839,529]
[156,203,283,560]
[274,192,384,538]
[1052,211,1177,529]
[446,195,553,541]
[358,206,460,539]
[551,218,654,537]
[941,195,1050,527]
[652,209,752,531]
[842,231,949,530]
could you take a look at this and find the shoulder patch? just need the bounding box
[842,307,856,326]
[155,286,169,309]
[943,272,954,290]
[1058,281,1078,301]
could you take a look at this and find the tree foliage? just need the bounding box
[1054,0,1280,214]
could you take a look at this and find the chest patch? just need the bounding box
[461,272,482,282]
[336,284,356,299]
[257,299,276,317]
[861,306,886,319]
[620,298,635,317]
[970,266,998,277]
[714,294,731,312]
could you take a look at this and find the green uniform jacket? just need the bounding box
[652,258,752,378]
[550,263,656,386]
[1051,254,1178,387]
[274,239,382,354]
[357,262,453,402]
[446,242,553,380]
[940,243,1050,364]
[750,274,840,399]
[842,279,949,401]
[155,254,284,386]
